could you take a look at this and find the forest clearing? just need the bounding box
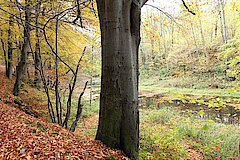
[0,0,240,159]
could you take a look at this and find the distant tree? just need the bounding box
[218,0,228,43]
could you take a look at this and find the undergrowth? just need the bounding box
[140,107,240,159]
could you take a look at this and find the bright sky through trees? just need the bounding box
[142,0,181,16]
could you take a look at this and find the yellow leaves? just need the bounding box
[198,110,205,116]
[230,1,240,11]
[61,3,69,10]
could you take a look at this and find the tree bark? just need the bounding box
[7,15,13,79]
[218,0,227,43]
[95,0,146,159]
[55,15,61,125]
[70,81,88,132]
[0,30,8,74]
[34,0,41,89]
[13,0,31,96]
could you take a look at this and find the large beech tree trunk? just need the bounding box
[96,0,147,159]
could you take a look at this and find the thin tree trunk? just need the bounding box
[191,22,198,48]
[34,0,41,89]
[151,40,156,68]
[218,10,225,43]
[55,16,61,125]
[214,19,218,39]
[0,30,8,74]
[62,85,72,128]
[140,47,147,70]
[198,14,205,46]
[7,15,13,79]
[171,20,174,46]
[13,0,31,96]
[38,53,56,123]
[218,0,227,43]
[222,2,228,43]
[220,0,227,43]
[62,47,86,129]
[70,81,88,132]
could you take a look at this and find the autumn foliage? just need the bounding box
[0,67,127,160]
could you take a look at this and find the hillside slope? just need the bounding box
[0,66,127,160]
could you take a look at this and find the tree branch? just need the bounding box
[143,4,191,46]
[181,0,196,15]
[139,0,148,7]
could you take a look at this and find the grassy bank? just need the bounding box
[74,97,240,159]
[140,107,240,159]
[139,76,240,98]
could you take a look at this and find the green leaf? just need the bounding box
[198,110,205,116]
[208,120,214,124]
[202,124,209,131]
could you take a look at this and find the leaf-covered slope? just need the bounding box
[0,100,128,159]
[0,66,127,159]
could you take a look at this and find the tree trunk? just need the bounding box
[34,0,41,89]
[55,16,61,125]
[214,19,218,39]
[191,22,198,48]
[171,20,174,46]
[7,15,13,79]
[218,0,227,43]
[96,0,146,159]
[198,14,205,46]
[13,0,31,96]
[70,81,88,132]
[140,47,147,70]
[219,0,227,43]
[0,30,8,74]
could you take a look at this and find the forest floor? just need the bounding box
[0,66,128,160]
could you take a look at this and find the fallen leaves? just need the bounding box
[0,102,128,159]
[0,66,128,160]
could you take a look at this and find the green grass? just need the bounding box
[139,73,240,97]
[140,107,186,159]
[140,85,240,97]
[140,107,240,159]
[72,96,240,160]
[81,99,100,118]
[66,76,240,160]
[69,98,99,121]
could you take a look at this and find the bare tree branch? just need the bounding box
[62,47,87,129]
[181,0,196,15]
[139,0,148,7]
[143,4,190,46]
[70,81,88,132]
